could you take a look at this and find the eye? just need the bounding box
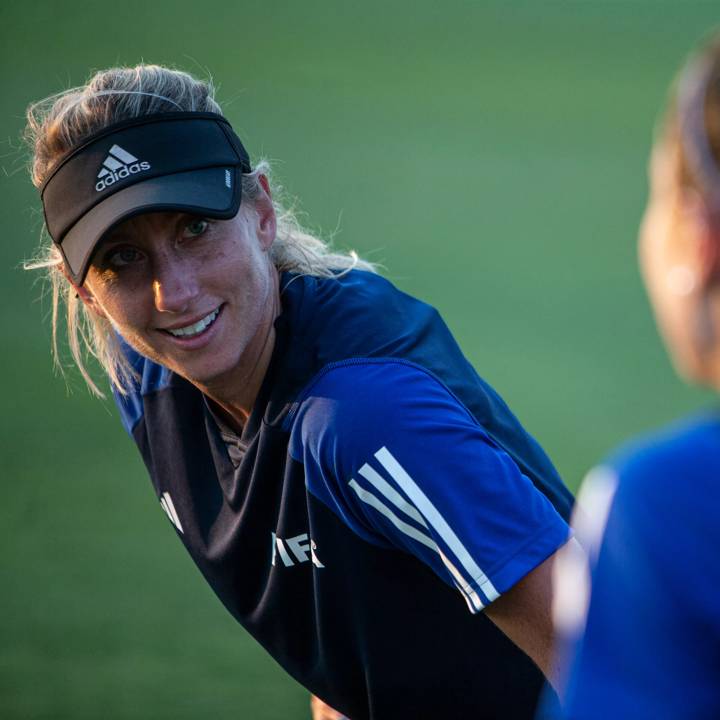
[182,218,209,239]
[105,245,144,268]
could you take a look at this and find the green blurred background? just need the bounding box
[2,1,718,718]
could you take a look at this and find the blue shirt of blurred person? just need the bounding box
[554,411,720,720]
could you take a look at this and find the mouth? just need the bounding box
[161,306,222,339]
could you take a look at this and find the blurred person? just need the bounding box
[552,34,720,720]
[26,64,573,720]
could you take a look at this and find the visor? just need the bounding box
[40,112,252,284]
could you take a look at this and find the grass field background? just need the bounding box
[2,2,719,718]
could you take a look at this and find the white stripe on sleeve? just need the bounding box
[374,446,499,602]
[348,479,483,611]
[358,463,428,528]
[437,548,484,611]
[349,479,435,550]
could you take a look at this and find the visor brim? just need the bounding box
[61,166,241,284]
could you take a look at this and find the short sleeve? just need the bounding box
[559,428,720,719]
[287,359,570,612]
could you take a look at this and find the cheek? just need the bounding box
[639,200,685,316]
[223,234,273,295]
[638,204,700,371]
[639,203,668,291]
[85,277,150,335]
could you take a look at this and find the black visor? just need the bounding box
[40,112,252,284]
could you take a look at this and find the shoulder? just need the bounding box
[283,270,506,415]
[283,270,451,363]
[308,269,434,314]
[286,358,475,463]
[603,410,720,502]
[111,338,174,435]
[284,269,435,319]
[558,413,720,716]
[577,410,720,583]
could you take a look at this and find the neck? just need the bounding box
[199,269,281,434]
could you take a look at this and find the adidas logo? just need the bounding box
[95,144,151,192]
[159,491,184,534]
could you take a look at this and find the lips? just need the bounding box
[162,306,221,338]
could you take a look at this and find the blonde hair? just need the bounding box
[659,34,720,193]
[25,64,375,397]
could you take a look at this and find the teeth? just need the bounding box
[167,308,219,337]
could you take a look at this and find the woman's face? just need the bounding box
[638,139,707,380]
[81,197,278,388]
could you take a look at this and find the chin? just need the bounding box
[179,362,236,386]
[180,351,248,387]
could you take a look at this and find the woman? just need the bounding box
[554,35,720,720]
[27,65,573,720]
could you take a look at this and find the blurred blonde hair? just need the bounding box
[25,64,374,397]
[659,34,720,192]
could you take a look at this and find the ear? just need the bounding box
[253,174,277,251]
[60,265,107,319]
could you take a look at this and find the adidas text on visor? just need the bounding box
[40,112,252,284]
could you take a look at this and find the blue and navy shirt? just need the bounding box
[114,270,572,720]
[557,412,720,720]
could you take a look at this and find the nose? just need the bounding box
[151,256,200,314]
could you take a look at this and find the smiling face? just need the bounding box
[80,198,279,392]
